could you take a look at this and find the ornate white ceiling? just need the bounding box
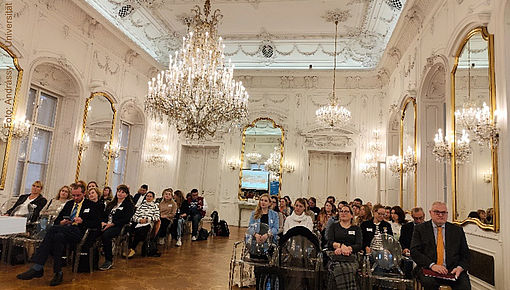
[84,0,406,69]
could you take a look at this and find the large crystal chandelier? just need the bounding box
[145,0,249,140]
[316,17,351,128]
[387,147,416,176]
[361,130,384,178]
[1,116,31,142]
[432,128,472,164]
[264,146,281,173]
[246,152,262,163]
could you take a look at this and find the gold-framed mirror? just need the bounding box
[0,42,23,189]
[75,92,116,186]
[400,97,417,211]
[238,118,284,200]
[451,27,499,231]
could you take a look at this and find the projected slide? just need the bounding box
[242,170,269,190]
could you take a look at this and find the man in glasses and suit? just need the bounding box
[411,201,471,290]
[16,182,100,286]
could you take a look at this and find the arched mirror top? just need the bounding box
[451,26,499,232]
[0,42,23,189]
[75,92,117,186]
[239,117,284,200]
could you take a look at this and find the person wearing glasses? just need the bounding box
[399,207,425,256]
[360,203,393,253]
[411,201,471,289]
[326,205,362,290]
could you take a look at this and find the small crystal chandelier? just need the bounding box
[432,128,472,164]
[146,122,170,166]
[77,133,90,152]
[264,146,281,174]
[361,130,384,178]
[245,152,262,163]
[102,141,120,161]
[145,0,249,140]
[387,147,416,176]
[316,18,351,128]
[1,116,31,142]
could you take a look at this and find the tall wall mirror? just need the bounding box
[75,92,116,186]
[238,118,284,200]
[452,27,499,231]
[0,42,23,189]
[400,97,417,211]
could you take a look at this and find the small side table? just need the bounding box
[238,202,257,228]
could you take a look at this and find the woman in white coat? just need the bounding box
[283,198,314,234]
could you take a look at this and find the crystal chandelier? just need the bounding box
[77,133,90,152]
[1,116,31,142]
[145,0,249,140]
[102,141,120,161]
[146,122,170,166]
[316,17,351,128]
[246,152,262,163]
[387,147,416,176]
[432,128,472,164]
[264,146,281,173]
[361,130,384,178]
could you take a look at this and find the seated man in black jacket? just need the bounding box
[360,203,393,253]
[399,207,425,255]
[16,182,100,286]
[411,201,471,290]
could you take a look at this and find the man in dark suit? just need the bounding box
[16,182,100,286]
[133,184,148,208]
[411,201,471,290]
[399,207,425,255]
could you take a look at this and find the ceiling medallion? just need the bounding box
[315,17,351,128]
[145,0,249,140]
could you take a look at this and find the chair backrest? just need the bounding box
[278,227,321,270]
[370,232,403,271]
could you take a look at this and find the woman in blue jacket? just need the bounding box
[247,193,279,246]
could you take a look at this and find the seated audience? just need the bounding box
[40,185,71,217]
[355,204,372,226]
[171,190,189,246]
[5,180,47,222]
[477,209,488,224]
[283,195,294,213]
[87,181,98,191]
[270,195,284,234]
[279,197,291,217]
[317,201,337,232]
[187,188,206,241]
[411,201,471,289]
[308,197,321,220]
[158,188,177,245]
[360,204,393,253]
[326,205,362,290]
[351,204,361,225]
[467,211,480,220]
[248,193,279,244]
[399,207,425,255]
[486,207,494,224]
[100,186,113,205]
[390,205,406,240]
[283,198,313,234]
[384,206,392,222]
[326,195,336,205]
[338,201,349,208]
[87,187,105,219]
[16,182,100,286]
[99,184,135,271]
[128,191,160,257]
[353,198,363,207]
[133,184,149,208]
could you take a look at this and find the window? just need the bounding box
[111,122,130,190]
[13,88,58,196]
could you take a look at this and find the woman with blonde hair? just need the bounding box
[283,198,314,234]
[248,194,279,242]
[40,185,71,217]
[5,180,47,222]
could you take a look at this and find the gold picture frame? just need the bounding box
[451,27,499,232]
[238,117,284,200]
[75,92,117,186]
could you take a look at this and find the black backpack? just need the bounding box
[197,228,209,241]
[216,220,230,237]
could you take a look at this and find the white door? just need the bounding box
[178,146,219,213]
[308,151,351,206]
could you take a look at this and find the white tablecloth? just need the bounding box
[0,216,26,235]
